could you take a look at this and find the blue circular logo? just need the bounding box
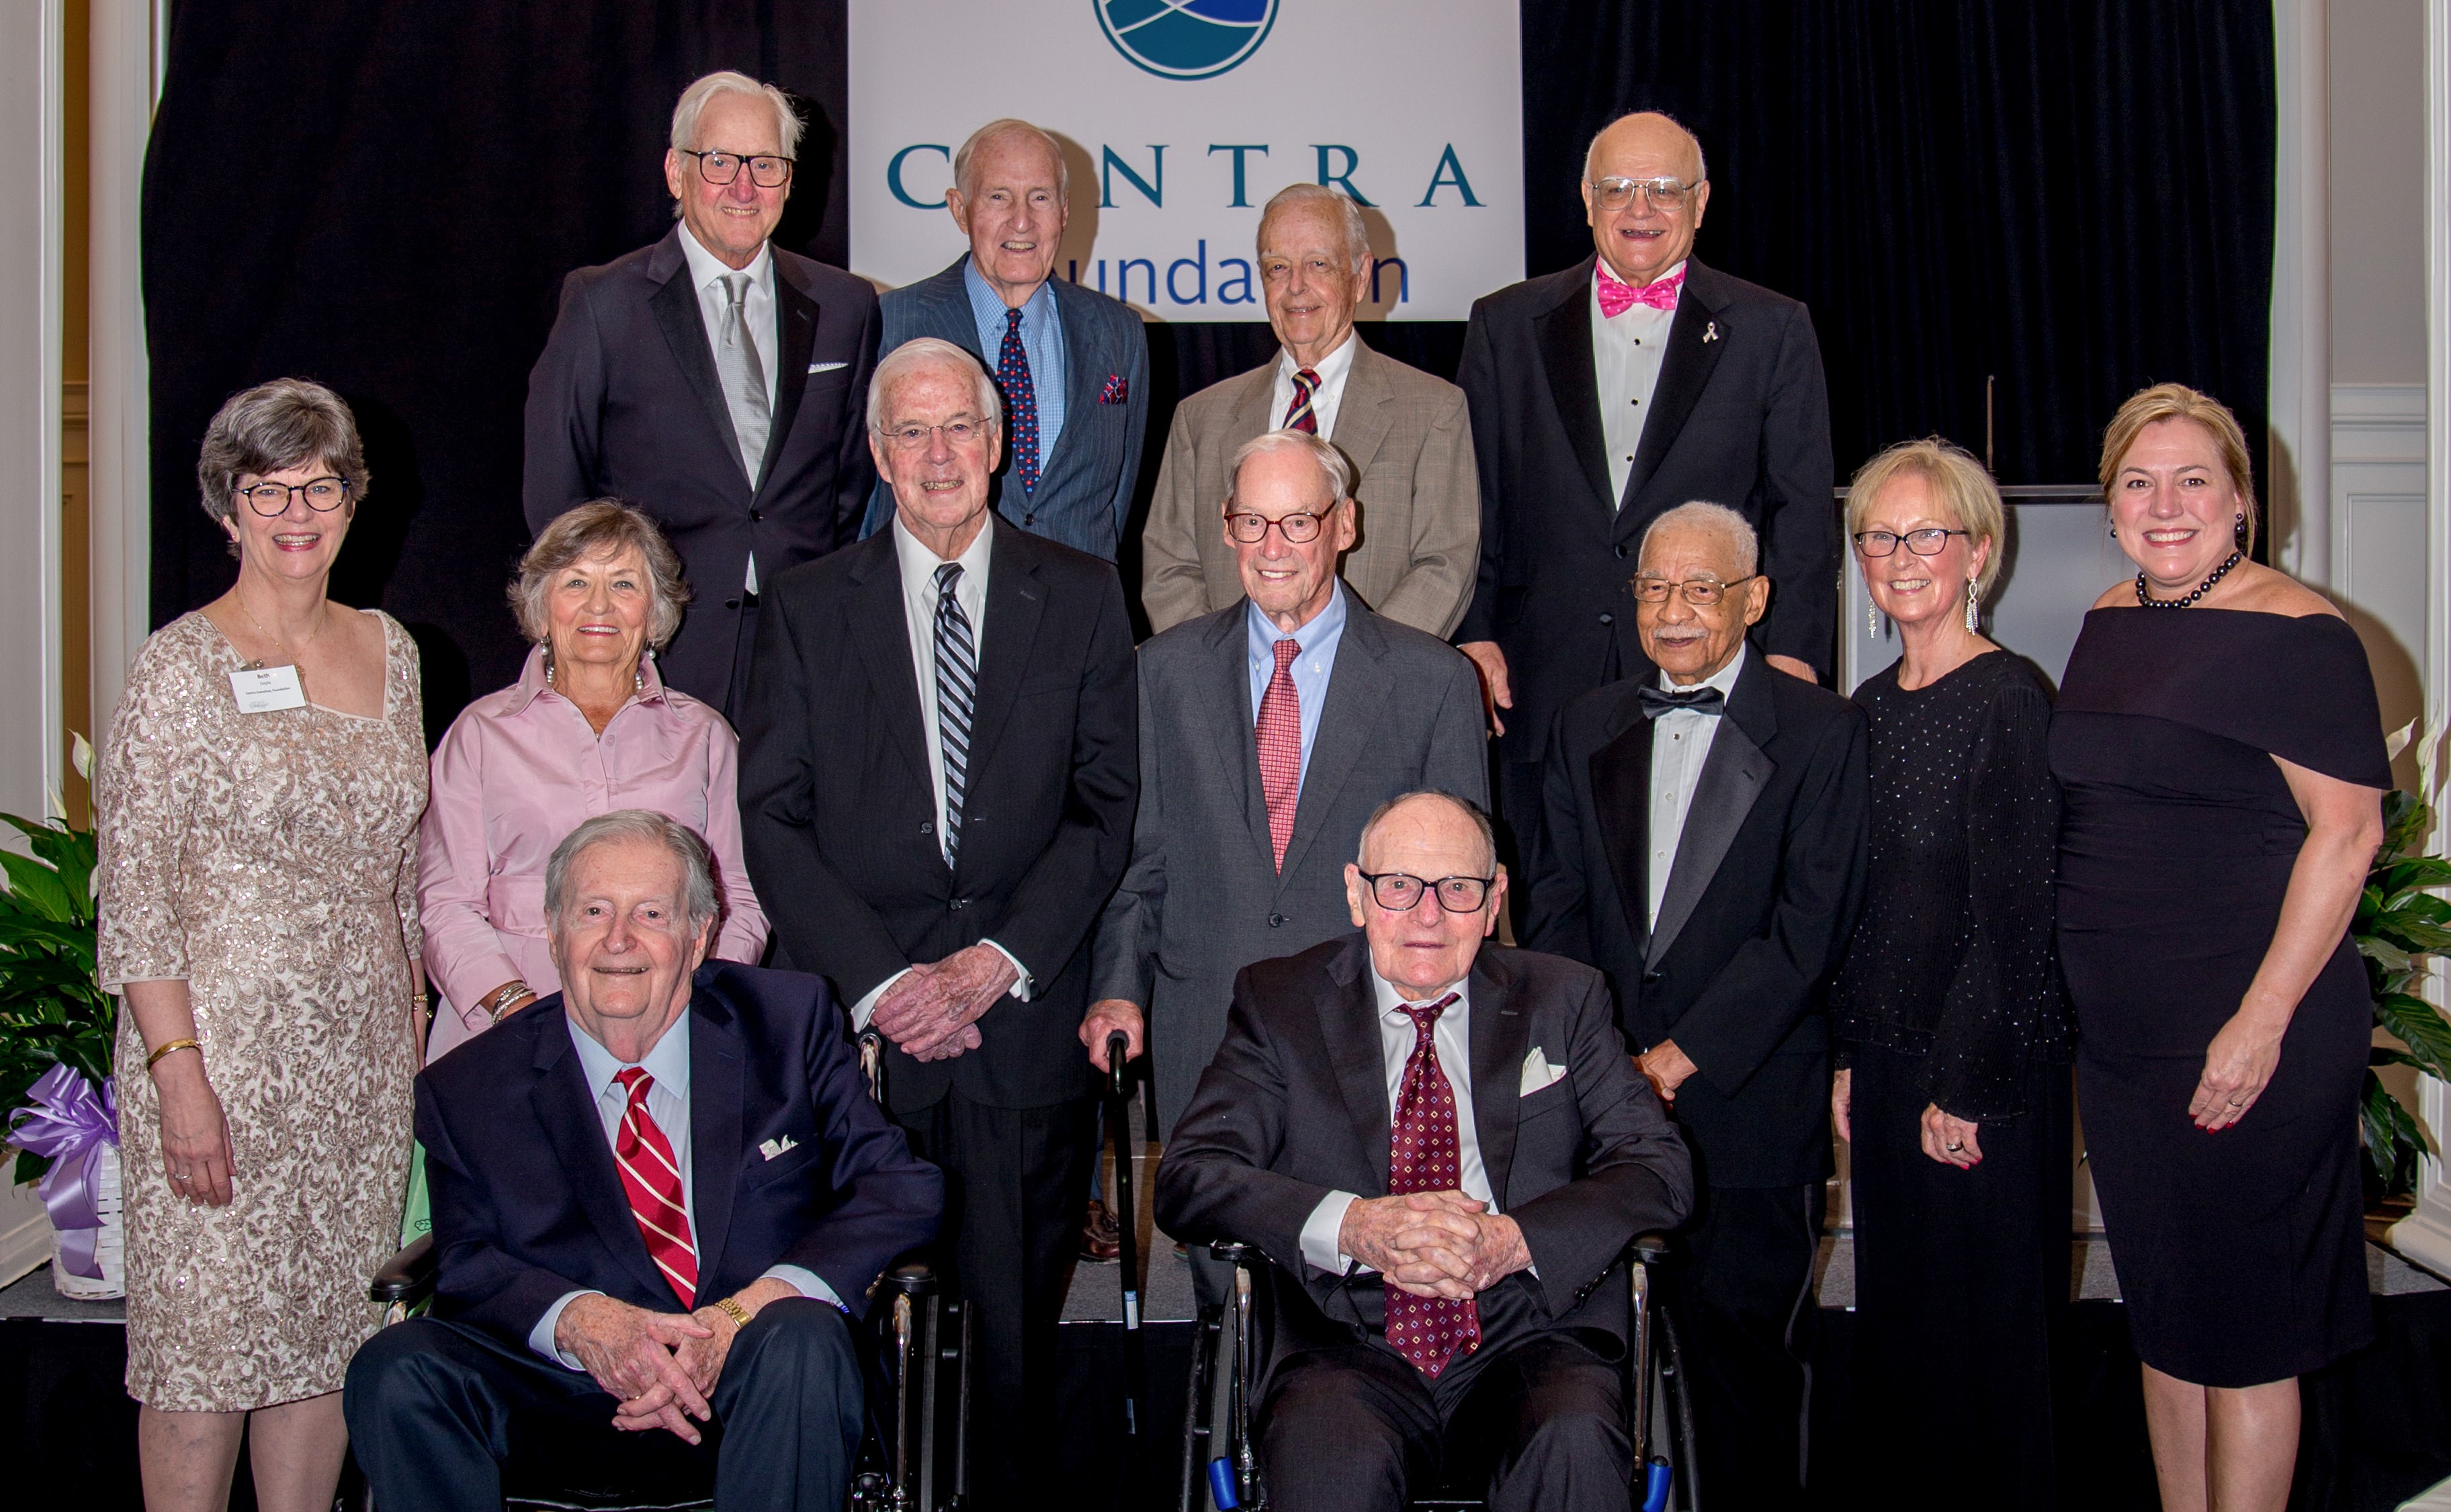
[1097,0,1279,81]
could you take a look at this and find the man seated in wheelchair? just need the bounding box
[345,811,944,1511]
[1157,791,1695,1512]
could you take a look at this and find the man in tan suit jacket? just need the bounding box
[1140,185,1480,638]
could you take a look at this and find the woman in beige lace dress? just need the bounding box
[97,379,427,1512]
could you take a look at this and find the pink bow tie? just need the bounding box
[1596,264,1683,318]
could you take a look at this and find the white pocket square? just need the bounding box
[759,1135,800,1160]
[808,360,848,374]
[1518,1047,1568,1097]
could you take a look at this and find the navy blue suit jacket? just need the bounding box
[416,963,942,1345]
[859,257,1149,560]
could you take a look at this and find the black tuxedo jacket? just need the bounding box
[1156,936,1692,1379]
[523,226,884,709]
[1455,255,1835,764]
[736,515,1139,1112]
[1524,653,1868,1188]
[415,963,943,1346]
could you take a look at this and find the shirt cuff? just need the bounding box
[849,969,912,1031]
[982,939,1033,1002]
[530,1290,602,1370]
[1300,1191,1363,1276]
[761,1264,849,1313]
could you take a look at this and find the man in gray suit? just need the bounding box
[859,119,1149,560]
[1141,185,1480,638]
[1086,429,1486,1296]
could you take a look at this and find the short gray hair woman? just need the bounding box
[417,500,767,1063]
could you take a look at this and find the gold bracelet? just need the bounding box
[712,1296,752,1331]
[145,1038,202,1071]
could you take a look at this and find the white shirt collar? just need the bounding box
[1659,639,1748,697]
[1277,326,1359,386]
[677,222,773,296]
[890,509,996,588]
[1367,957,1471,1018]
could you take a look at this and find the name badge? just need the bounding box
[228,664,307,714]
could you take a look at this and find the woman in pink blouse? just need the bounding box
[417,500,769,1061]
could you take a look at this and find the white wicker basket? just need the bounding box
[51,1141,124,1300]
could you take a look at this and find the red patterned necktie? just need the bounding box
[996,307,1043,494]
[1255,638,1302,870]
[1383,993,1480,1377]
[1595,263,1684,318]
[1283,367,1321,433]
[612,1067,698,1308]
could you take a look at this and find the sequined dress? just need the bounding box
[96,611,427,1411]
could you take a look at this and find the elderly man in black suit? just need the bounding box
[344,811,942,1512]
[525,71,882,716]
[1455,110,1835,862]
[859,118,1149,560]
[1525,500,1868,1509]
[1084,429,1486,1298]
[1158,791,1693,1512]
[736,335,1137,1487]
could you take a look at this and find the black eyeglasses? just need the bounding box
[1853,528,1969,558]
[681,148,796,189]
[1631,573,1757,606]
[234,477,350,517]
[1356,871,1496,914]
[1225,510,1327,544]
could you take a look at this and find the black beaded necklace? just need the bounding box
[2135,549,2243,609]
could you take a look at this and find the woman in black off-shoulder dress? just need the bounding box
[2053,385,2388,1512]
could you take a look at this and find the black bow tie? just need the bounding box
[1636,684,1726,720]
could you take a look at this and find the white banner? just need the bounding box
[847,0,1524,321]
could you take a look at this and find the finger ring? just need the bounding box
[2227,1096,2246,1107]
[170,1172,188,1182]
[1944,1142,1964,1153]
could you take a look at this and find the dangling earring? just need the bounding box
[1866,594,1880,637]
[2108,525,2118,539]
[2234,513,2248,547]
[1964,579,1981,633]
[543,651,556,688]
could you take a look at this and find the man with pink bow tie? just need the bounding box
[1453,111,1834,877]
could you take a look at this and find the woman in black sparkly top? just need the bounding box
[2053,384,2388,1512]
[1830,437,2071,1506]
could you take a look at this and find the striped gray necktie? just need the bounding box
[933,562,977,867]
[715,271,772,484]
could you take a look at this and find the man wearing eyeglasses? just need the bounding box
[1523,501,1866,1509]
[525,71,882,719]
[1085,430,1485,1298]
[1455,110,1834,876]
[1156,789,1692,1512]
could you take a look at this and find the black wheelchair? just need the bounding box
[359,1029,965,1511]
[1175,1234,1701,1512]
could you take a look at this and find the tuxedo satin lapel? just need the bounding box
[687,1002,747,1284]
[1327,342,1396,481]
[844,545,935,795]
[1620,269,1727,519]
[1275,614,1390,888]
[649,267,750,489]
[1466,952,1531,1207]
[1322,947,1394,1194]
[1587,710,1656,961]
[1533,259,1612,512]
[958,527,1047,801]
[1201,608,1277,871]
[1647,711,1771,969]
[530,1027,673,1303]
[757,272,820,496]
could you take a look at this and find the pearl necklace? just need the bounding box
[2136,550,2243,609]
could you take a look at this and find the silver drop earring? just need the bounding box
[1867,594,1881,637]
[1965,580,1981,633]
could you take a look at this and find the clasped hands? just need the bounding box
[871,943,1021,1062]
[1338,1191,1531,1300]
[554,1278,798,1441]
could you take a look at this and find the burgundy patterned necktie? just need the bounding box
[611,1068,697,1308]
[1254,638,1302,870]
[1383,993,1479,1377]
[996,306,1042,494]
[1283,367,1321,433]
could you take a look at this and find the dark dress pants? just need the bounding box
[892,1092,1096,1499]
[342,1298,862,1512]
[1676,1180,1825,1510]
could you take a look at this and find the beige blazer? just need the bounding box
[1140,337,1480,638]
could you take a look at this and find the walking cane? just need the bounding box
[1107,1030,1148,1446]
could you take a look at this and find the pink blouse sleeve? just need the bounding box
[417,709,525,1016]
[702,716,771,965]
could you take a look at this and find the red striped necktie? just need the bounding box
[612,1067,698,1308]
[1283,367,1321,433]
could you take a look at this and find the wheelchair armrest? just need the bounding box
[1206,1241,1253,1267]
[370,1233,437,1306]
[1628,1232,1672,1268]
[881,1260,938,1299]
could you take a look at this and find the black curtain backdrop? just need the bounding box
[143,1,2273,738]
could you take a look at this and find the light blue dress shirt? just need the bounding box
[963,259,1067,461]
[526,1010,842,1369]
[1245,580,1349,785]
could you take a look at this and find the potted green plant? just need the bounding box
[2354,787,2451,1198]
[0,736,123,1298]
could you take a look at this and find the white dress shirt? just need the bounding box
[1646,641,1747,928]
[527,1010,841,1370]
[1265,328,1361,441]
[1592,258,1683,510]
[677,224,779,592]
[843,517,1031,1030]
[1297,964,1497,1276]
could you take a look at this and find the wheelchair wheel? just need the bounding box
[1640,1302,1702,1512]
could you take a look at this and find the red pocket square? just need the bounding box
[1099,373,1129,404]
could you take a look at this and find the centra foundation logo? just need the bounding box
[1096,0,1279,81]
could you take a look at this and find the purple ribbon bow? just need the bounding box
[11,1065,119,1279]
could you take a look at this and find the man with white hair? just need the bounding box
[738,337,1138,1488]
[1143,183,1479,637]
[860,118,1149,560]
[1523,500,1867,1508]
[525,70,883,718]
